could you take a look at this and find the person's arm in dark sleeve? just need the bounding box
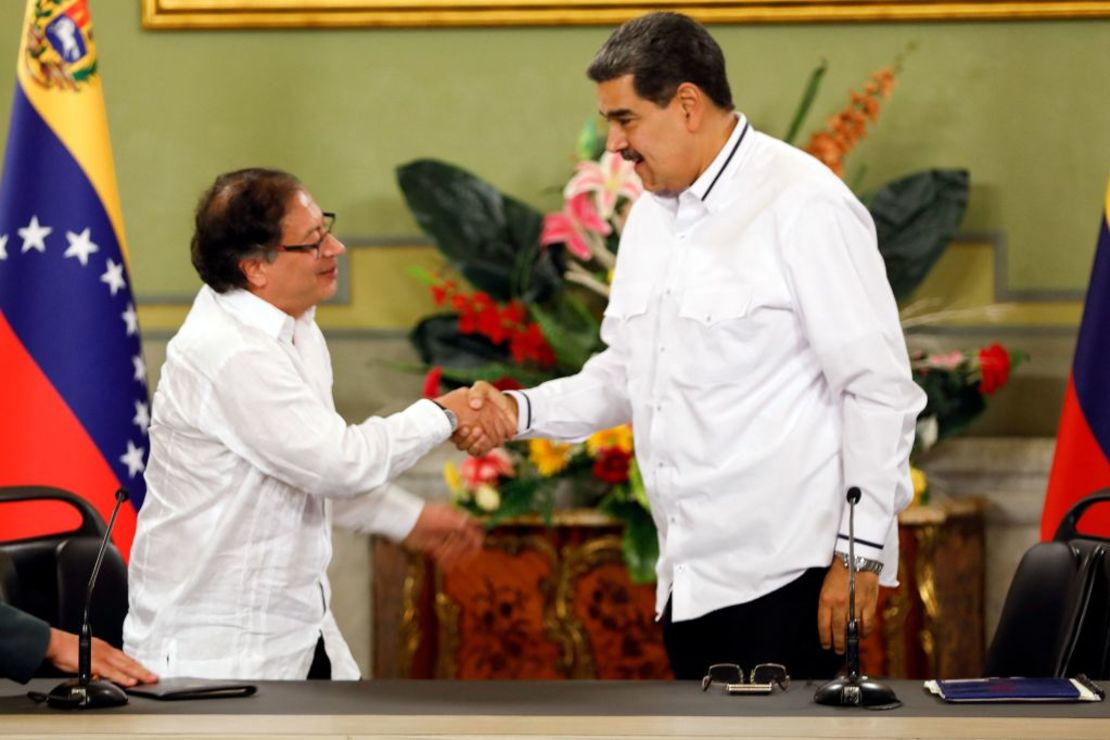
[0,602,51,683]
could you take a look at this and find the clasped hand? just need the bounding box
[435,381,518,457]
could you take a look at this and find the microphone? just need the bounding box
[813,486,901,710]
[47,488,130,709]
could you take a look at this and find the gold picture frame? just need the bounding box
[141,1,1110,29]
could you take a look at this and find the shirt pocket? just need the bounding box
[675,285,756,386]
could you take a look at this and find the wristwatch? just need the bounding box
[431,400,458,433]
[838,551,883,575]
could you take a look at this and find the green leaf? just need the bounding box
[868,169,970,301]
[783,60,827,146]
[600,498,659,584]
[405,265,438,285]
[438,363,554,389]
[486,477,544,528]
[396,159,561,302]
[575,116,606,162]
[529,296,603,372]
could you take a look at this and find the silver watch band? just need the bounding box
[838,551,883,575]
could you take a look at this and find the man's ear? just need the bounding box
[675,82,704,132]
[239,256,268,290]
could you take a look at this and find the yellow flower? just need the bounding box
[587,425,633,456]
[528,439,572,477]
[910,466,929,505]
[443,461,461,493]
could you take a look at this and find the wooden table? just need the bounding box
[2,678,1107,739]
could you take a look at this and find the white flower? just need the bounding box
[474,484,501,512]
[916,415,939,453]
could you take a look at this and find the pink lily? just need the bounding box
[541,192,610,261]
[564,151,643,220]
[924,350,965,370]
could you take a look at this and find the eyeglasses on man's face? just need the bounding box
[700,662,790,692]
[276,212,336,258]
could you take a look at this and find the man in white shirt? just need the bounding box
[123,168,513,680]
[490,13,926,680]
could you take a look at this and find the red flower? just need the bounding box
[475,302,507,344]
[978,343,1012,394]
[593,447,632,484]
[422,366,443,399]
[492,376,523,391]
[430,279,456,306]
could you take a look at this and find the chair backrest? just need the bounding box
[985,492,1110,679]
[983,541,1090,677]
[0,486,129,651]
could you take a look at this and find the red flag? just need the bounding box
[1042,176,1110,540]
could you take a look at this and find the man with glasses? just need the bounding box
[481,13,925,681]
[123,168,514,680]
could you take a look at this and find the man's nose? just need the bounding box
[606,126,626,153]
[322,233,346,258]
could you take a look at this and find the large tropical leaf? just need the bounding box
[397,159,562,303]
[409,314,511,368]
[409,315,555,387]
[530,293,603,373]
[868,169,969,301]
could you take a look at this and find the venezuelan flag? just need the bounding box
[1042,175,1110,539]
[0,0,146,557]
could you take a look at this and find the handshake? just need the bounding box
[434,380,519,457]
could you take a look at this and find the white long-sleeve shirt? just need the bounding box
[513,115,926,622]
[123,286,450,679]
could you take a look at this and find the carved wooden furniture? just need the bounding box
[861,497,987,679]
[374,499,985,680]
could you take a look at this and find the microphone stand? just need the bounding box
[47,489,130,709]
[813,486,901,710]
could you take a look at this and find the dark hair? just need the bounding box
[190,168,301,292]
[586,12,733,111]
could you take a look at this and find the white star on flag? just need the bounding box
[133,400,150,434]
[120,440,146,478]
[122,303,138,336]
[101,258,126,295]
[18,215,51,253]
[132,354,146,383]
[0,234,7,260]
[63,227,99,266]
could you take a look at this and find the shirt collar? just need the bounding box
[209,286,314,344]
[651,112,751,216]
[689,112,750,212]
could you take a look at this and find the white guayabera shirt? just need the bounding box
[512,115,926,622]
[124,286,451,679]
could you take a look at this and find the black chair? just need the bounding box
[984,492,1110,679]
[0,486,129,667]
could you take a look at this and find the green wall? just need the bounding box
[2,3,1109,305]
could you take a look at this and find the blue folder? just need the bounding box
[925,677,1104,703]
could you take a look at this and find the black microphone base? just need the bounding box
[813,674,901,710]
[46,678,128,709]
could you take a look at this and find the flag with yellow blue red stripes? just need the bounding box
[0,0,146,556]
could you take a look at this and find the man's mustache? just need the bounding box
[619,148,644,163]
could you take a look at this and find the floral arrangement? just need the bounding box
[398,60,1019,580]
